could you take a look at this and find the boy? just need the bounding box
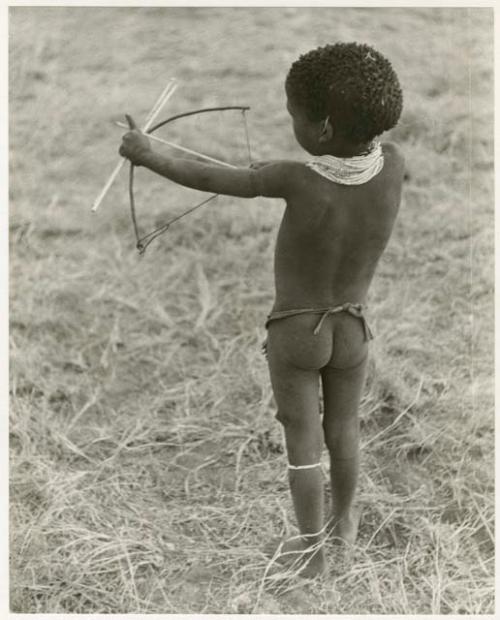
[119,42,404,577]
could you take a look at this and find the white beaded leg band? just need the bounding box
[288,462,322,470]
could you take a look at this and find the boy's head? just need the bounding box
[285,42,403,147]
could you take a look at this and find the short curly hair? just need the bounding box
[286,42,403,144]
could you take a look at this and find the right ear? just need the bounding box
[318,116,333,143]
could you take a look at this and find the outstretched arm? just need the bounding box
[119,116,294,199]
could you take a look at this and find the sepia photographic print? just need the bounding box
[8,3,494,614]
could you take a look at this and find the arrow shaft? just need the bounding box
[91,79,178,212]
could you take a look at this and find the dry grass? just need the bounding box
[9,6,494,614]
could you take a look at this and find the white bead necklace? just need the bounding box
[306,141,384,185]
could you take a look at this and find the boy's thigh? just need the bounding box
[321,315,368,422]
[267,322,323,422]
[321,355,368,422]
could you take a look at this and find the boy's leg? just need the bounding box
[321,356,367,544]
[267,336,326,573]
[273,364,324,539]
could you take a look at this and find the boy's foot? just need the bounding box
[326,505,362,546]
[265,536,326,578]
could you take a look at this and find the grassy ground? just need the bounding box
[9,6,494,614]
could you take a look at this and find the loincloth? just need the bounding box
[262,303,373,357]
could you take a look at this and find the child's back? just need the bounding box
[273,142,405,311]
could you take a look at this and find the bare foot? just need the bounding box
[326,506,362,545]
[265,535,326,579]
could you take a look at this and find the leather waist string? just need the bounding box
[265,303,374,341]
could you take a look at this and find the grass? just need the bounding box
[9,6,494,614]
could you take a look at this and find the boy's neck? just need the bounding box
[318,137,373,158]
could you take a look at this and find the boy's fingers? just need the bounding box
[125,114,138,130]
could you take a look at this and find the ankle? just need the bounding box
[299,529,324,548]
[328,508,354,527]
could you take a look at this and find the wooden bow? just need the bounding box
[128,105,252,255]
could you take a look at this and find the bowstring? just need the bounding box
[130,106,252,255]
[242,109,252,164]
[135,194,219,255]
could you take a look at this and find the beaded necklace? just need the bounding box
[306,141,384,185]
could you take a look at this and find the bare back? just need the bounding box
[272,143,405,311]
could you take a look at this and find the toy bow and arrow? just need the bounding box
[127,105,251,254]
[91,79,252,255]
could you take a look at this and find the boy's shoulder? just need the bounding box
[380,142,406,190]
[251,159,306,174]
[381,141,405,168]
[251,159,310,198]
[251,145,405,199]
